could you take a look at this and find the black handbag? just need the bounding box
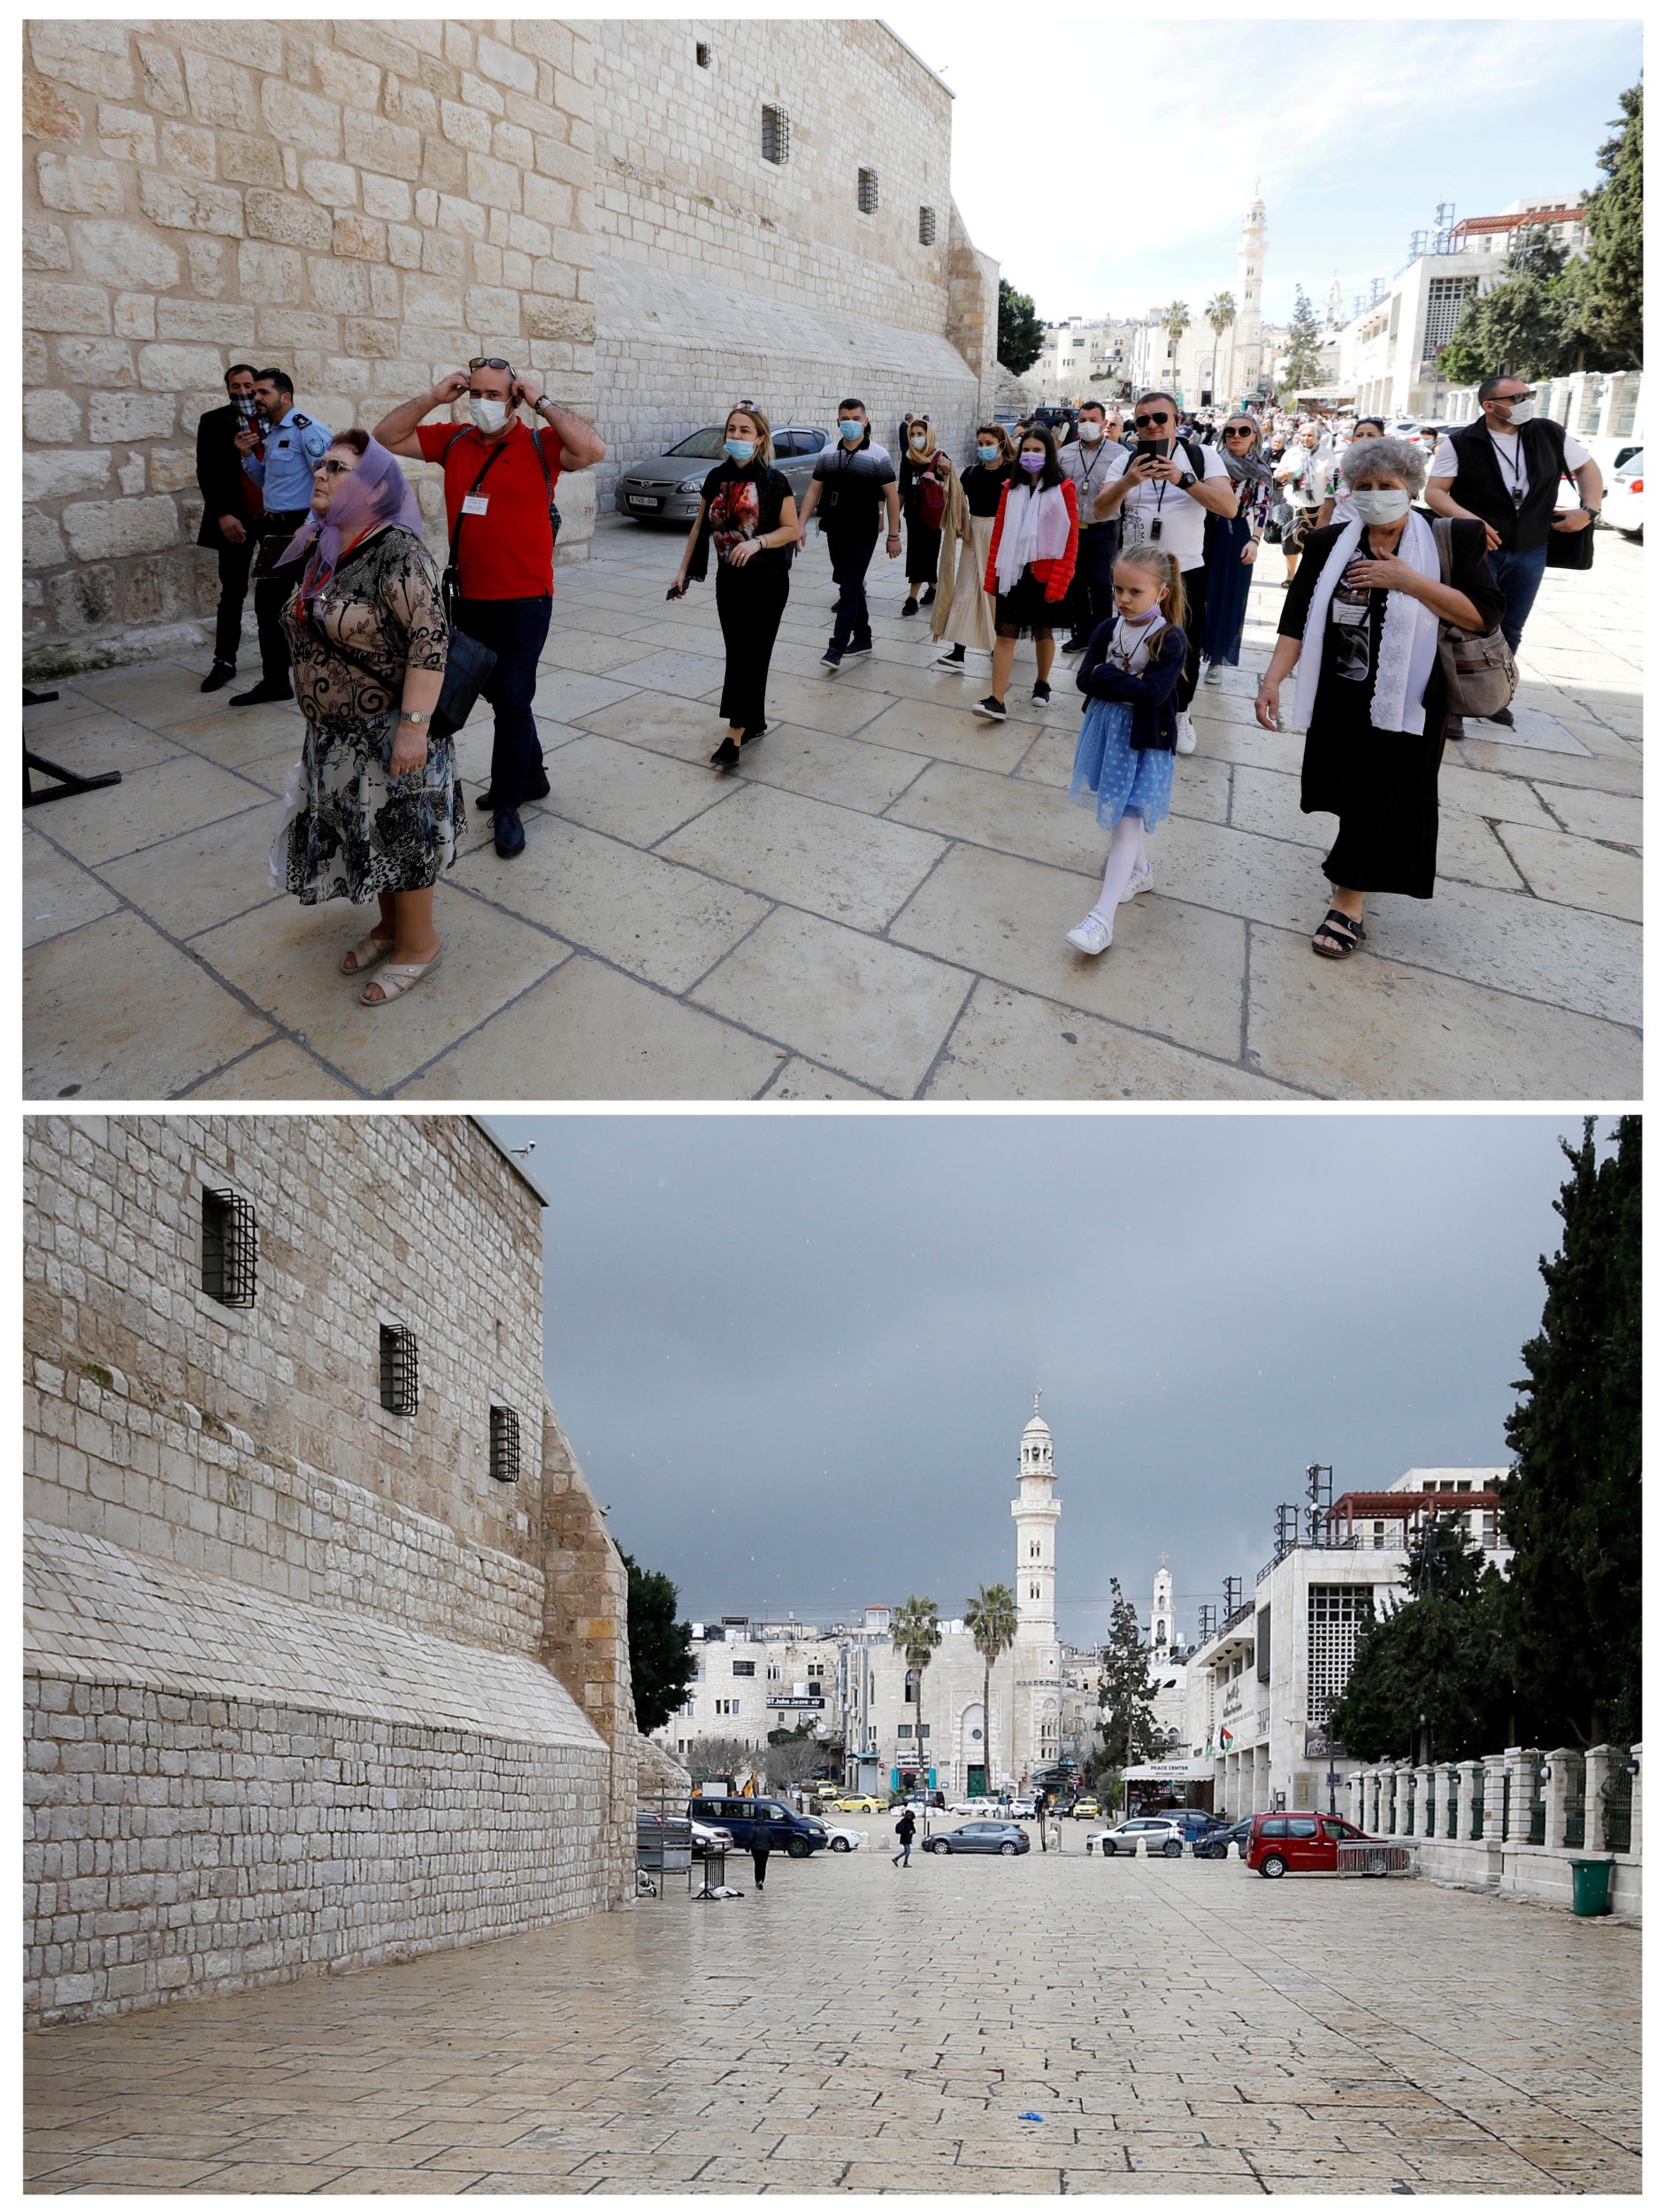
[1545,517,1596,571]
[428,626,495,741]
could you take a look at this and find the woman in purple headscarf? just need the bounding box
[274,429,458,1005]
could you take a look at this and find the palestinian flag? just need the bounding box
[1218,1724,1234,1750]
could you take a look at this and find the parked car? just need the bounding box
[636,1809,694,1868]
[1607,448,1644,538]
[925,1821,1031,1856]
[688,1816,734,1858]
[1199,1818,1254,1860]
[1246,1810,1368,1878]
[1089,1816,1189,1858]
[828,1793,885,1814]
[614,424,831,523]
[686,1794,829,1857]
[947,1795,999,1817]
[822,1824,865,1854]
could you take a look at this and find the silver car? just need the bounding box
[614,425,832,523]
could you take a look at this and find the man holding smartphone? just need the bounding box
[194,364,265,693]
[1090,390,1236,751]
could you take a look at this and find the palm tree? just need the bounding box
[890,1595,942,1828]
[1204,289,1237,404]
[963,1583,1017,1797]
[1161,298,1192,396]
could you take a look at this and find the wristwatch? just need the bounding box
[401,710,429,725]
[1177,471,1197,490]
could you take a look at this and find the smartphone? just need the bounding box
[1136,439,1170,465]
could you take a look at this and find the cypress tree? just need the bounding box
[1499,1117,1641,1746]
[1581,82,1644,366]
[620,1551,698,1734]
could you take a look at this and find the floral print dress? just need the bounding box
[279,526,459,904]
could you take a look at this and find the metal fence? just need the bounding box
[1337,1839,1419,1877]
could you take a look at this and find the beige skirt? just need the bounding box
[940,514,997,653]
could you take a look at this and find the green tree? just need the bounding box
[997,279,1044,375]
[963,1581,1017,1791]
[890,1594,943,1793]
[1327,1519,1512,1764]
[1204,289,1236,397]
[1580,81,1643,365]
[1438,229,1582,384]
[1277,286,1324,399]
[620,1551,697,1734]
[1499,1117,1641,1747]
[1095,1578,1158,1801]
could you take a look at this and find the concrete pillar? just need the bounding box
[1482,1755,1509,1840]
[1455,1762,1478,1840]
[1415,1763,1437,1837]
[1629,1744,1642,1856]
[1583,1744,1614,1853]
[1505,1747,1539,1842]
[1544,1748,1576,1853]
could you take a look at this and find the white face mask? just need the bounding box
[1349,488,1411,525]
[1494,396,1534,426]
[469,395,510,434]
[1078,421,1104,443]
[909,431,927,448]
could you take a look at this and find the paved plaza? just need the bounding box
[24,517,1641,1102]
[25,1841,1639,2194]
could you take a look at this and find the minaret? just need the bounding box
[1010,1395,1062,1777]
[1233,192,1266,399]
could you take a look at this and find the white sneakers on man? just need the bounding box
[1064,912,1114,956]
[1175,710,1198,755]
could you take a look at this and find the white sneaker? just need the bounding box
[1119,861,1154,904]
[1175,711,1198,755]
[1203,662,1223,686]
[1065,911,1114,956]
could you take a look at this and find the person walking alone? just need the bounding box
[893,1805,917,1868]
[375,357,606,857]
[796,400,901,672]
[751,1824,772,1892]
[932,426,1011,673]
[1200,416,1275,684]
[898,415,946,617]
[974,427,1078,722]
[667,405,799,767]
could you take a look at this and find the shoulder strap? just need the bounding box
[1430,513,1453,588]
[291,413,311,429]
[1180,438,1208,479]
[445,434,512,569]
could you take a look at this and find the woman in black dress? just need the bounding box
[898,415,944,616]
[668,404,799,767]
[1254,437,1502,956]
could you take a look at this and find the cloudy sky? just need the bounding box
[878,12,1643,324]
[486,1115,1597,1650]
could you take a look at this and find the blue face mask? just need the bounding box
[839,419,864,442]
[724,439,755,464]
[977,445,1001,464]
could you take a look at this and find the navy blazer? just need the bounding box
[1075,617,1187,750]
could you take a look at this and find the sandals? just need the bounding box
[340,932,394,976]
[360,948,442,1006]
[1312,908,1367,960]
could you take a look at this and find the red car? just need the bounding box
[1246,1810,1366,1877]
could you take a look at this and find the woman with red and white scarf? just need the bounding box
[974,427,1078,723]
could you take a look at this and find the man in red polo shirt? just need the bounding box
[376,359,606,857]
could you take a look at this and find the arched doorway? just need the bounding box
[961,1703,987,1799]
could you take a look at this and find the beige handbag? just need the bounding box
[1430,515,1517,720]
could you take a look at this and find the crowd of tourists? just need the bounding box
[191,360,1603,1004]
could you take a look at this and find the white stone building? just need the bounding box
[1033,315,1141,403]
[1180,1467,1513,1820]
[659,1622,843,1759]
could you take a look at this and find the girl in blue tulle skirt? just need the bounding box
[1064,545,1189,955]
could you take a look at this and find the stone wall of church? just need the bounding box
[23,19,599,679]
[24,1113,638,2028]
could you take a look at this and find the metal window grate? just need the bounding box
[918,204,936,246]
[1563,1756,1585,1849]
[857,166,878,214]
[202,1187,257,1306]
[761,104,789,165]
[380,1325,418,1417]
[489,1403,521,1483]
[1307,1584,1373,1722]
[695,42,710,67]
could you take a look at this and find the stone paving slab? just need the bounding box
[23,518,1641,1099]
[24,1848,1638,2195]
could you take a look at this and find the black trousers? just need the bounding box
[212,534,256,665]
[1064,522,1119,641]
[1177,562,1208,712]
[454,594,554,806]
[715,557,790,730]
[825,528,878,651]
[751,1847,770,1887]
[251,511,309,687]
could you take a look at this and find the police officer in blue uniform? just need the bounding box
[232,368,332,705]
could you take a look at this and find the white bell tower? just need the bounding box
[1012,1394,1060,1644]
[1233,192,1267,399]
[1151,1557,1175,1651]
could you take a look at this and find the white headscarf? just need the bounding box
[994,480,1071,594]
[1289,508,1442,737]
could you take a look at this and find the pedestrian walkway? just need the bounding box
[25,1849,1639,2193]
[24,518,1641,1100]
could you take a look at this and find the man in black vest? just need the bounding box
[1426,375,1602,726]
[194,364,263,693]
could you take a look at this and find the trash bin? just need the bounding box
[1570,1858,1614,1916]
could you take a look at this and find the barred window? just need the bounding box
[918,204,936,245]
[858,166,878,214]
[695,42,710,67]
[201,1187,257,1306]
[1307,1585,1374,1722]
[380,1325,418,1417]
[1424,276,1477,357]
[732,1661,755,1678]
[489,1403,520,1482]
[761,104,789,165]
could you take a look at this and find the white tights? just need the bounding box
[1089,814,1146,924]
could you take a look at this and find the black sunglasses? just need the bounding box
[315,457,354,475]
[1133,411,1172,427]
[468,356,514,374]
[1224,426,1254,437]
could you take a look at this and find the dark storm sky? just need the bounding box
[484,1115,1591,1649]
